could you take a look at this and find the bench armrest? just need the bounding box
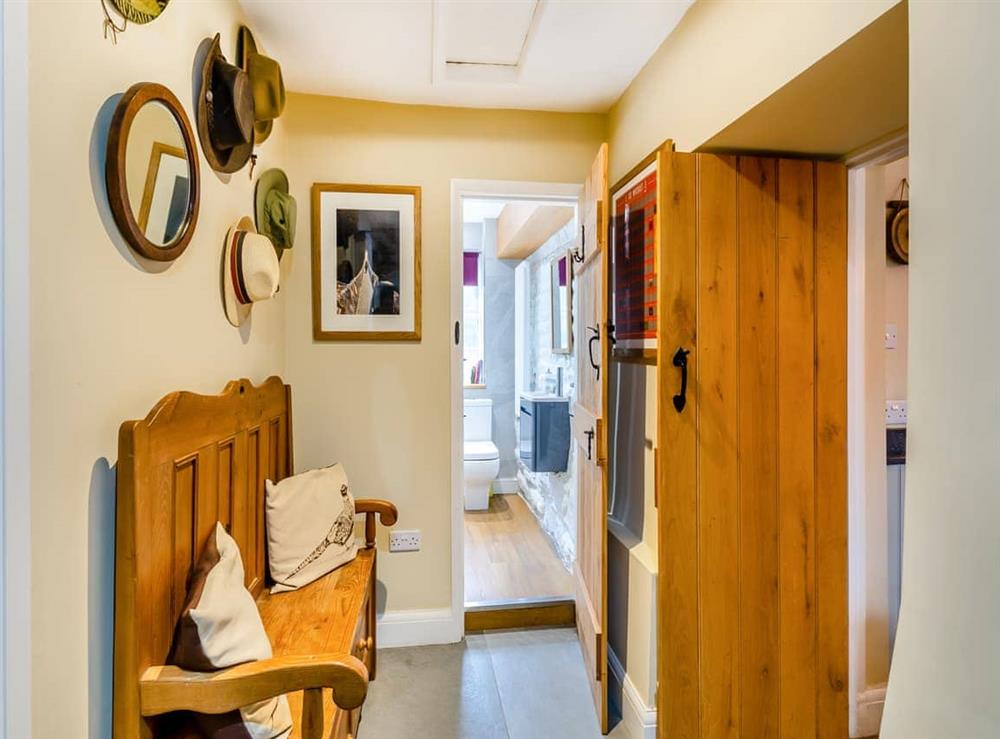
[140,653,368,717]
[355,498,398,548]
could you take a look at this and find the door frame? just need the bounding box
[449,179,582,631]
[844,136,908,737]
[1,1,32,736]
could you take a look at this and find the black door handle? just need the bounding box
[455,321,460,345]
[584,428,595,460]
[672,347,690,412]
[587,325,601,381]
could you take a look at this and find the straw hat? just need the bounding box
[223,217,280,326]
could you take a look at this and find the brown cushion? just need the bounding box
[172,522,293,739]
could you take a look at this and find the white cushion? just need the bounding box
[266,464,359,593]
[464,440,499,461]
[172,523,292,739]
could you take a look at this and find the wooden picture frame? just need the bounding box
[105,82,200,262]
[609,148,660,364]
[311,183,422,341]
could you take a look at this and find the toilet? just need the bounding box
[463,398,500,511]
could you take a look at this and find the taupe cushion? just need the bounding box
[173,522,293,739]
[265,463,358,593]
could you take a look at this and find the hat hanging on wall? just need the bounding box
[255,169,297,257]
[101,0,169,43]
[886,178,909,265]
[223,216,280,327]
[237,26,286,145]
[197,34,255,174]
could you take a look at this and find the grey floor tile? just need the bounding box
[360,634,510,739]
[484,628,605,739]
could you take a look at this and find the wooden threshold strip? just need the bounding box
[464,596,576,632]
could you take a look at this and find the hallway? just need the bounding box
[359,628,629,738]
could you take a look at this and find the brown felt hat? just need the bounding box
[237,26,285,145]
[197,34,255,174]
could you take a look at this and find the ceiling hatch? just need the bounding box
[435,0,541,83]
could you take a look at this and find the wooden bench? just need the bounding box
[114,377,397,739]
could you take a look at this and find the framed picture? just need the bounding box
[610,151,658,363]
[311,183,422,341]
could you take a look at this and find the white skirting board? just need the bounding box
[493,478,519,494]
[855,684,886,738]
[376,608,462,648]
[609,649,657,739]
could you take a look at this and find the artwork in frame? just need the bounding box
[610,151,658,362]
[311,183,422,341]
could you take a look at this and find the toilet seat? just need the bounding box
[464,440,499,461]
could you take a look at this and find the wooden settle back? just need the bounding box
[113,377,292,739]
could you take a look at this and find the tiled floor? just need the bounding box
[359,628,629,738]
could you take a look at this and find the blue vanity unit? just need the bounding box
[519,393,571,473]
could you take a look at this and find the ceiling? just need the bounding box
[698,2,907,158]
[239,0,693,112]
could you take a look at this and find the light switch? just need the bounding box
[885,324,898,349]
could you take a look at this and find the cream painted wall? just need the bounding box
[29,2,288,736]
[882,3,1000,736]
[279,94,605,613]
[607,0,898,181]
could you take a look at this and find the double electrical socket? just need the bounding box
[885,400,908,426]
[389,529,421,552]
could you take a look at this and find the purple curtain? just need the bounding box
[463,251,480,287]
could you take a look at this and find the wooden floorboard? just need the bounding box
[464,493,575,604]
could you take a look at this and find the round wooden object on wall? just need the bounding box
[109,0,169,24]
[888,204,909,264]
[105,82,201,262]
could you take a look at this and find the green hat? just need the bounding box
[237,26,285,145]
[255,169,296,256]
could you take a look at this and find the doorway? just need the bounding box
[847,144,909,738]
[449,180,582,632]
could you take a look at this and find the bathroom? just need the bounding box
[461,195,579,618]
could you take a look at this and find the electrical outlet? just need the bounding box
[885,324,898,349]
[885,400,908,426]
[389,529,421,553]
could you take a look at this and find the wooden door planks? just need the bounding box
[656,153,848,739]
[814,162,849,739]
[736,156,780,739]
[695,154,740,739]
[658,148,700,739]
[776,158,817,738]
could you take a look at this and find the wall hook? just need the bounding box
[571,224,586,263]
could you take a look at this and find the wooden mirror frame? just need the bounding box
[550,249,574,355]
[106,82,200,262]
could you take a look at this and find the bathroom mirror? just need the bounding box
[550,251,573,354]
[106,82,200,262]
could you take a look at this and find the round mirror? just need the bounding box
[106,83,200,262]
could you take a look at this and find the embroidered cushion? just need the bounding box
[265,463,359,593]
[172,522,293,739]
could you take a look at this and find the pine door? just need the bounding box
[572,143,610,734]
